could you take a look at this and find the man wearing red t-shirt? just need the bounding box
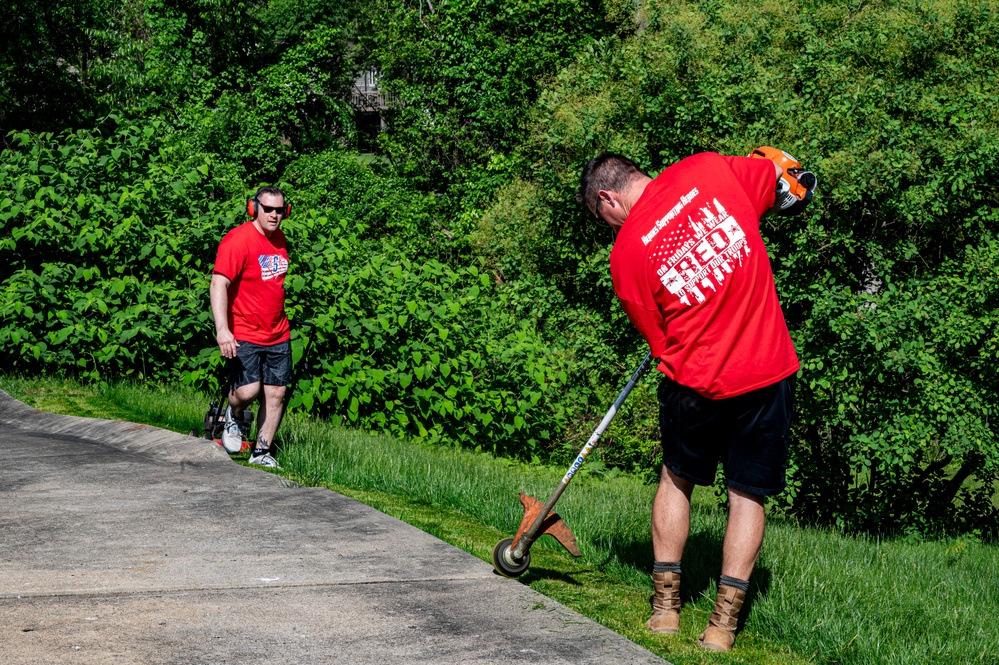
[577,151,804,651]
[210,186,292,469]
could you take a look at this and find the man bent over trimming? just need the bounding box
[577,149,813,651]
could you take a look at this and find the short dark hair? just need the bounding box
[576,153,649,211]
[253,185,285,201]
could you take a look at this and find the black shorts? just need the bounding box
[228,340,292,389]
[658,375,794,496]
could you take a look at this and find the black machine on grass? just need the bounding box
[492,352,654,577]
[198,374,254,443]
[194,321,316,444]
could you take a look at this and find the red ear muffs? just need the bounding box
[247,199,291,218]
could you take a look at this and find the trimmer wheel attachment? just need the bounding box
[491,538,530,578]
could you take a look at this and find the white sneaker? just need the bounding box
[221,406,244,454]
[248,450,280,469]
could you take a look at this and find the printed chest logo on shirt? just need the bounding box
[258,254,289,281]
[648,196,749,307]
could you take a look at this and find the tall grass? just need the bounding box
[3,376,996,665]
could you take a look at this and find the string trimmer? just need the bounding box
[491,351,654,577]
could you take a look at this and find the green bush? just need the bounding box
[0,120,244,380]
[282,150,462,263]
[286,244,582,460]
[358,0,612,187]
[0,0,141,135]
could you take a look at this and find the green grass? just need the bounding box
[2,375,996,665]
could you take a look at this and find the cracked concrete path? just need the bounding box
[0,391,668,664]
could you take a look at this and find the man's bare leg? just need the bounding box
[647,467,694,633]
[697,487,766,651]
[652,466,694,561]
[229,382,260,413]
[254,383,287,449]
[720,487,765,580]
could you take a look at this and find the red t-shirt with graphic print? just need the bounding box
[212,221,290,346]
[609,152,799,399]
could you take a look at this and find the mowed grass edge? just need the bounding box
[2,376,995,665]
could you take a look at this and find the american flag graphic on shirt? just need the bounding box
[650,198,749,307]
[258,254,289,281]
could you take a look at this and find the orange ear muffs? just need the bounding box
[749,146,817,216]
[246,198,292,219]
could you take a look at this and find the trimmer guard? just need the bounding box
[512,492,582,557]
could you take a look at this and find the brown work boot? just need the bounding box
[645,571,681,634]
[698,584,746,651]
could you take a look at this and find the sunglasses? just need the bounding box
[258,203,286,215]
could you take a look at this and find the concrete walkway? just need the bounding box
[0,391,668,664]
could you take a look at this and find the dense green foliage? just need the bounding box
[357,0,610,186]
[0,121,240,377]
[0,0,132,135]
[2,0,998,539]
[138,0,360,179]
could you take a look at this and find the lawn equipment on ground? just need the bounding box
[193,321,316,451]
[491,351,654,577]
[195,364,254,449]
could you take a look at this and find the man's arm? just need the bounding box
[722,155,782,219]
[610,248,668,363]
[210,273,239,358]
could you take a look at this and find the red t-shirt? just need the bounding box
[609,152,799,399]
[212,221,291,346]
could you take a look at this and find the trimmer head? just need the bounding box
[491,493,582,578]
[492,538,530,578]
[513,492,581,557]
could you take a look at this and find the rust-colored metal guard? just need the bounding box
[512,492,581,557]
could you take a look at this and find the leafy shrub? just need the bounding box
[358,0,612,186]
[0,119,244,380]
[286,235,581,459]
[282,150,463,263]
[169,25,356,180]
[791,237,999,538]
[0,0,140,136]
